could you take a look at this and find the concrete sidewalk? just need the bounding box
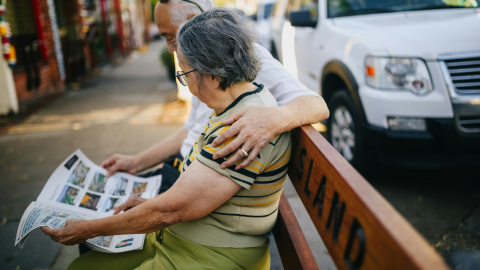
[0,39,334,270]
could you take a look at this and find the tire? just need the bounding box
[327,90,371,172]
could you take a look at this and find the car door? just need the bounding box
[288,0,321,90]
[270,0,289,62]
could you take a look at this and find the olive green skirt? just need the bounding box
[68,229,270,270]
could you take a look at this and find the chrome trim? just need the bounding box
[439,61,477,102]
[439,51,480,97]
[445,60,480,67]
[455,82,480,88]
[459,118,480,125]
[438,51,480,61]
[448,67,480,74]
[451,75,480,81]
[453,103,480,134]
[439,53,480,135]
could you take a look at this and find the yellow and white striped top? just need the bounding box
[169,84,292,248]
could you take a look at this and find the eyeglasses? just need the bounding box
[176,69,197,86]
[158,0,204,13]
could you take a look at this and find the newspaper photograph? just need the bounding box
[15,149,162,253]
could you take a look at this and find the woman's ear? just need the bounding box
[200,73,220,89]
[212,75,221,90]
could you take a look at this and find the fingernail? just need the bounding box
[235,166,240,170]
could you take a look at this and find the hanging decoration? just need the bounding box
[46,0,65,80]
[0,0,16,67]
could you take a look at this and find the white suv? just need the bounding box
[270,0,480,169]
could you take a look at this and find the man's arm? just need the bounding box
[101,128,188,176]
[212,95,328,169]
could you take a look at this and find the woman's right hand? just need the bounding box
[41,219,91,245]
[113,195,148,215]
[100,154,140,177]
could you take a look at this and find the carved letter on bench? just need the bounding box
[291,147,365,269]
[344,218,366,270]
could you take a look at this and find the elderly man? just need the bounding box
[100,0,329,187]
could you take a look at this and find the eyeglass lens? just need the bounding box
[176,71,187,86]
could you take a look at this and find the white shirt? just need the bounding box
[180,44,318,157]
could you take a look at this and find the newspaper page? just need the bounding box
[15,149,162,253]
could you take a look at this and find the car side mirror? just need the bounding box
[289,10,317,27]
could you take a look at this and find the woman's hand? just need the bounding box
[41,219,91,246]
[113,195,148,215]
[100,154,140,177]
[211,106,285,170]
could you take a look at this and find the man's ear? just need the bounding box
[187,13,196,20]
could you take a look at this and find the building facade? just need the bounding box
[0,0,151,116]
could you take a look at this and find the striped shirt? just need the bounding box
[169,84,291,248]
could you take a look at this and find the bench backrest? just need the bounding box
[273,125,450,270]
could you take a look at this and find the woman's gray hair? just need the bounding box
[169,0,215,26]
[177,7,261,90]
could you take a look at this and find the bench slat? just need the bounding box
[286,125,449,270]
[273,192,319,270]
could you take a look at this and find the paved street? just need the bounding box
[0,39,478,270]
[368,166,480,258]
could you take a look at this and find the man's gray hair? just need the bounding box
[177,7,261,90]
[169,0,215,26]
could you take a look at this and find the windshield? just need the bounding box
[328,0,478,18]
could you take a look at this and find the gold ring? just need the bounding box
[241,148,248,158]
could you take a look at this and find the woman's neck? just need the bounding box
[211,82,256,115]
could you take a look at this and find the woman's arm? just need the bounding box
[41,160,241,245]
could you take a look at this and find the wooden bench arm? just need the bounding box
[286,125,450,270]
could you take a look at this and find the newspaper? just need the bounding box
[15,149,162,253]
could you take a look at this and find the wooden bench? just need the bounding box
[272,125,450,270]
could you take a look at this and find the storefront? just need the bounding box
[2,0,64,112]
[0,0,152,116]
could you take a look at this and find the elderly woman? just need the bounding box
[42,8,291,270]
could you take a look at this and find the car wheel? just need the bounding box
[328,90,370,171]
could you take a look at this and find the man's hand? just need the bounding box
[211,106,286,170]
[101,154,139,177]
[41,219,91,246]
[113,195,148,215]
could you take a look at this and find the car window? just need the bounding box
[327,0,478,18]
[263,3,275,19]
[286,0,319,20]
